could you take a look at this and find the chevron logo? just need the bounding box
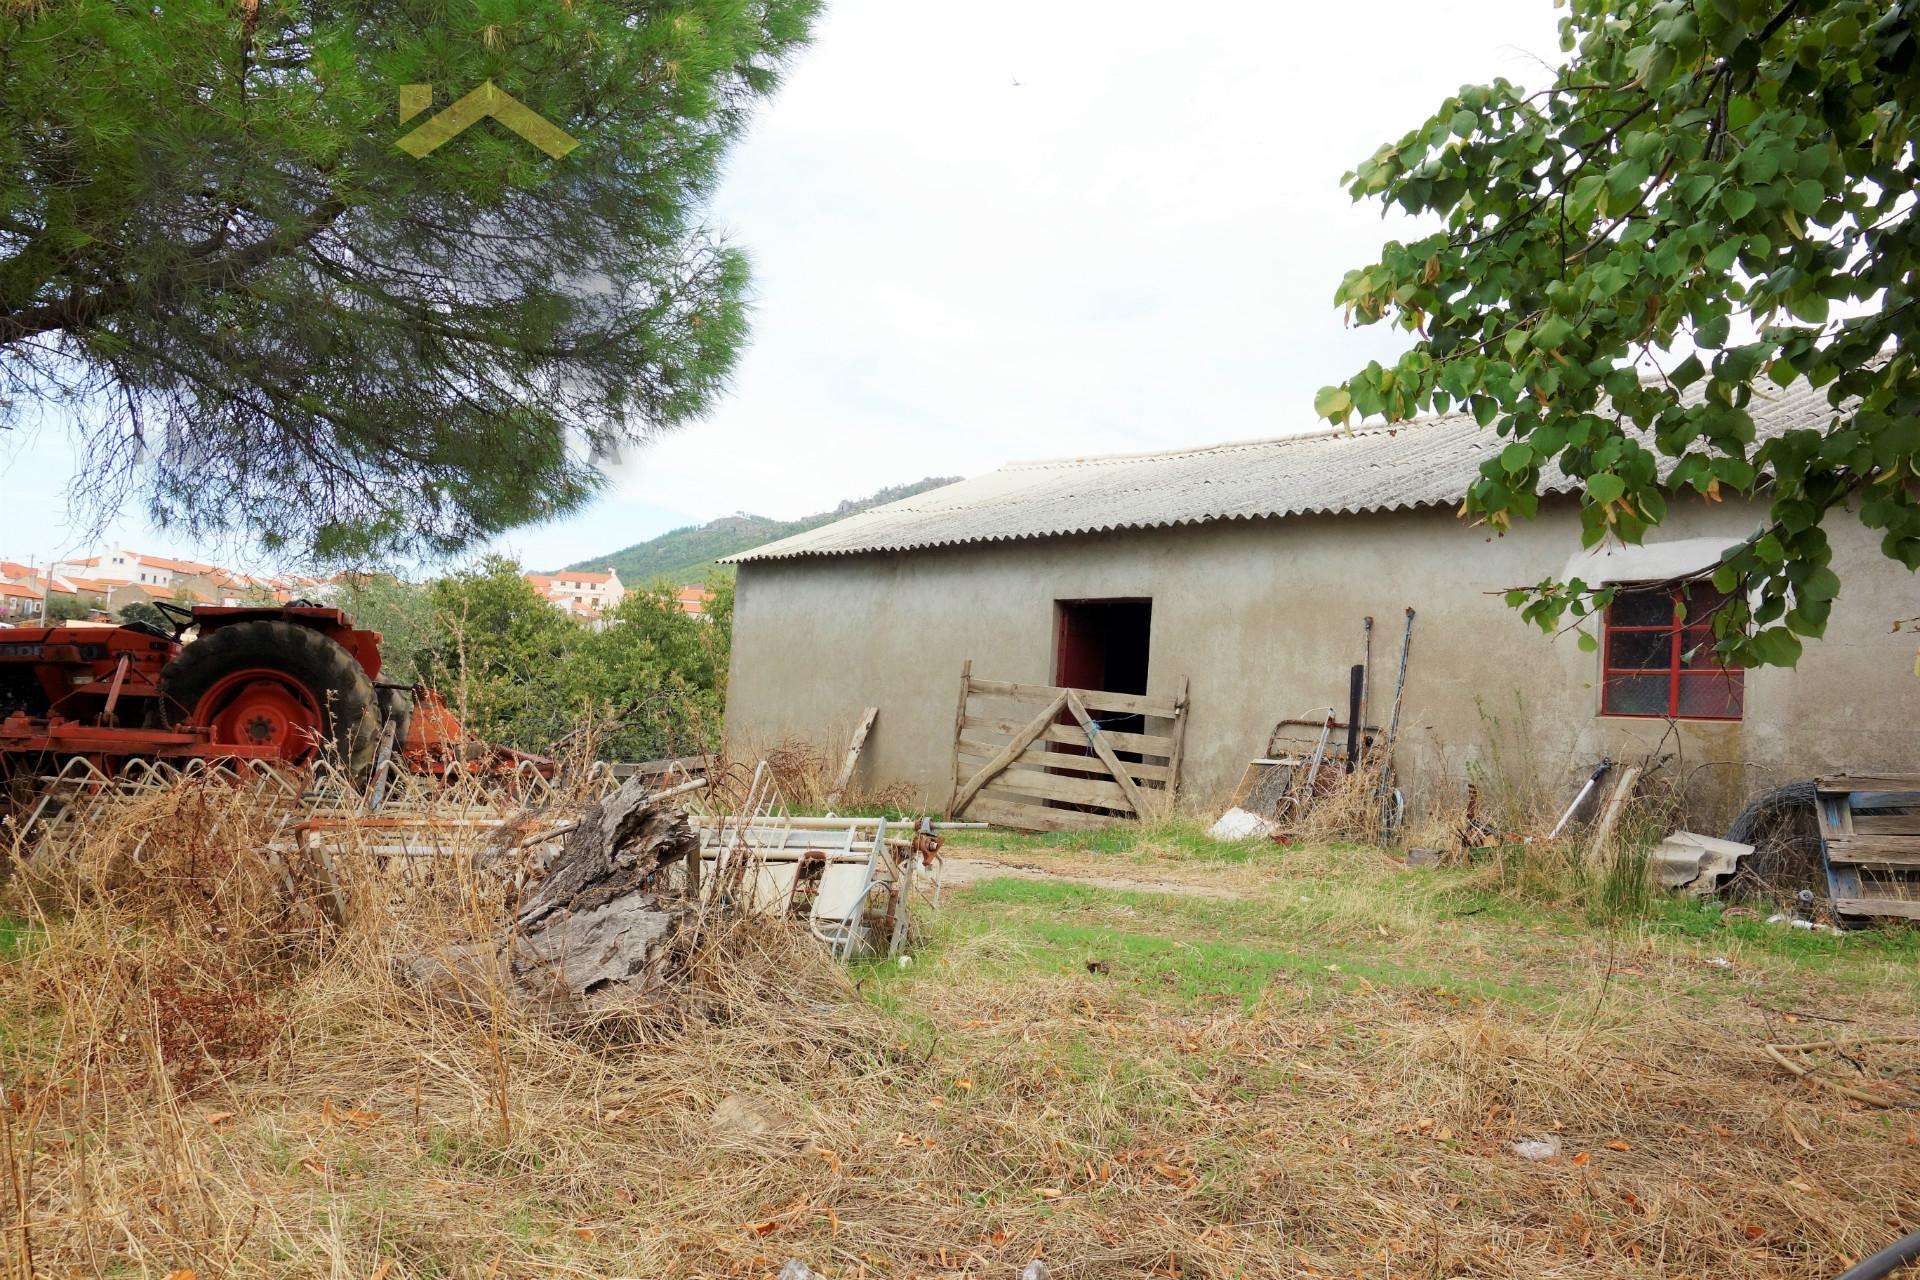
[396,81,578,159]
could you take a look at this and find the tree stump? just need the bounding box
[401,777,703,1025]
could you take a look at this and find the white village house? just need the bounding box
[526,568,626,623]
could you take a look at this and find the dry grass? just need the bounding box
[703,731,917,817]
[0,778,1916,1279]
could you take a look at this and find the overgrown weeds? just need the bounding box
[2,773,1916,1278]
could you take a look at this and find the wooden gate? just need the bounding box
[945,661,1188,832]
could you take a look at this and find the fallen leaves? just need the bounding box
[320,1098,380,1128]
[1152,1160,1198,1191]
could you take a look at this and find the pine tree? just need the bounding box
[0,0,817,561]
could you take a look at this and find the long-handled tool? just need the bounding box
[1359,616,1374,759]
[1548,758,1614,839]
[1373,608,1415,811]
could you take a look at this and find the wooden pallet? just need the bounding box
[1813,775,1920,924]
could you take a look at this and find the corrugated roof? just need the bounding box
[729,381,1837,563]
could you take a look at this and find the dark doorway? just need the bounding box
[1055,598,1152,697]
[1049,599,1154,811]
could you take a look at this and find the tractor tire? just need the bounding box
[159,620,382,776]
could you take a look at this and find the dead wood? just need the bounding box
[402,777,703,1025]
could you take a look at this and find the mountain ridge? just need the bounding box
[561,476,962,584]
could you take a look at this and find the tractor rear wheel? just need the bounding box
[160,620,382,775]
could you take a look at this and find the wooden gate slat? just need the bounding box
[978,768,1134,810]
[949,690,1068,817]
[964,794,1115,833]
[956,739,1173,783]
[1065,689,1150,818]
[962,715,1175,758]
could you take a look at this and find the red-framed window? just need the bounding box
[1600,585,1744,720]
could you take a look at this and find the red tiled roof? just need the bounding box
[0,582,43,600]
[134,553,216,574]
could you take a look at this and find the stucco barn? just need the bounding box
[724,382,1919,828]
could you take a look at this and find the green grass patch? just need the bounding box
[923,875,1545,1008]
[943,818,1283,865]
[0,917,38,957]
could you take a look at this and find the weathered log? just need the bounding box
[402,777,702,1024]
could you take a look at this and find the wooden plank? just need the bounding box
[979,767,1134,810]
[1824,838,1920,868]
[951,690,1068,818]
[610,754,706,780]
[1585,764,1640,866]
[956,738,1172,783]
[1847,791,1920,809]
[965,676,1179,721]
[1065,689,1151,817]
[945,660,972,816]
[964,793,1115,834]
[963,714,1173,759]
[1816,793,1854,842]
[1166,676,1190,801]
[824,707,878,810]
[1818,774,1920,794]
[1833,897,1920,922]
[1848,810,1920,836]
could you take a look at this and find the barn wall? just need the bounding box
[725,501,1919,826]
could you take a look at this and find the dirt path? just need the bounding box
[937,855,1245,900]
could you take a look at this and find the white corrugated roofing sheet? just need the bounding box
[729,381,1835,563]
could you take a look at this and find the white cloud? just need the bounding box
[592,0,1567,532]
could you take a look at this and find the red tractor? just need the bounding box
[0,603,544,780]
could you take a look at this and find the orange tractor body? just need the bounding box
[0,604,545,780]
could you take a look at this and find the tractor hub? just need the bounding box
[195,669,324,763]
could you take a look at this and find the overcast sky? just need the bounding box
[0,0,1566,574]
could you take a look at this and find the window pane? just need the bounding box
[1611,589,1677,627]
[1677,584,1735,626]
[1678,627,1730,669]
[1678,671,1744,718]
[1603,673,1670,716]
[1607,627,1672,671]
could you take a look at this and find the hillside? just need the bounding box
[564,476,961,584]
